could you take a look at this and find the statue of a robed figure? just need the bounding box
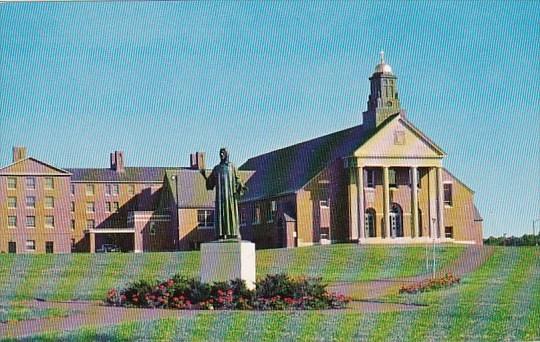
[201,148,246,240]
[199,148,255,289]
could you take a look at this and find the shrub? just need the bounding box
[399,273,461,294]
[106,273,350,311]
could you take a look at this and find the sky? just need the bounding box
[0,2,539,238]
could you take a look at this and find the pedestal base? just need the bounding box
[200,240,256,290]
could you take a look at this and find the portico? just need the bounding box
[347,159,446,244]
[345,111,447,244]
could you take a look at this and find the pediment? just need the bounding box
[0,158,70,175]
[354,117,445,159]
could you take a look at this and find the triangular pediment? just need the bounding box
[354,116,445,158]
[0,158,71,175]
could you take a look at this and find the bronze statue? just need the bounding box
[201,148,247,240]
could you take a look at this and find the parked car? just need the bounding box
[96,244,121,253]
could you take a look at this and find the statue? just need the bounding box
[201,148,247,240]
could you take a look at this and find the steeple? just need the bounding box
[362,51,402,129]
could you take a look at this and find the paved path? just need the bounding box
[0,246,494,340]
[328,245,495,300]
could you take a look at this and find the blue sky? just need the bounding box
[1,2,538,237]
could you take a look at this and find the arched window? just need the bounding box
[365,208,376,238]
[390,203,403,238]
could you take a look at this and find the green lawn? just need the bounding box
[0,244,464,302]
[1,245,539,341]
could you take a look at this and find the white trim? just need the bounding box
[0,157,71,174]
[86,228,135,234]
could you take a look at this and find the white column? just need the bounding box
[436,167,445,240]
[357,167,365,239]
[411,166,419,238]
[348,166,359,241]
[383,166,390,239]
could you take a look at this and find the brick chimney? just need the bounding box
[12,146,27,163]
[189,152,205,170]
[110,151,125,172]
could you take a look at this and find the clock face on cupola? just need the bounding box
[363,51,402,129]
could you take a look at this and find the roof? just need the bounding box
[239,116,398,201]
[0,157,71,175]
[66,167,185,183]
[165,168,255,208]
[473,205,483,221]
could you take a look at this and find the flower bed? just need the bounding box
[106,274,350,310]
[399,273,461,294]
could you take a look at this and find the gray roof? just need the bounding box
[473,205,483,221]
[165,168,254,208]
[66,167,185,183]
[239,122,378,201]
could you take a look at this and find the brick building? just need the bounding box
[0,54,483,253]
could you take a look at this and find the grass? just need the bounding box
[0,304,70,323]
[0,245,538,341]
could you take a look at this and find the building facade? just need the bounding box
[0,54,483,254]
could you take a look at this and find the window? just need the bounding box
[197,210,214,229]
[443,183,453,206]
[8,216,17,228]
[26,196,36,209]
[86,184,94,196]
[71,202,75,212]
[26,216,36,228]
[45,216,54,228]
[127,184,135,196]
[365,209,376,237]
[112,184,119,196]
[149,222,156,236]
[8,241,16,254]
[44,177,54,190]
[105,184,111,196]
[44,196,54,209]
[45,241,54,254]
[26,177,36,190]
[70,184,75,195]
[240,208,247,226]
[25,240,36,252]
[71,219,75,230]
[445,226,454,239]
[7,197,17,208]
[7,177,17,189]
[268,201,277,223]
[105,202,111,212]
[86,202,95,213]
[366,169,375,188]
[394,130,406,145]
[254,204,261,224]
[389,169,397,188]
[319,200,329,208]
[113,202,119,212]
[416,169,422,189]
[86,219,95,230]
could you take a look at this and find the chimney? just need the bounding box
[189,152,205,170]
[12,146,27,163]
[110,151,125,172]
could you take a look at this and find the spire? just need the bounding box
[362,51,401,129]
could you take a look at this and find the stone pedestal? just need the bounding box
[200,240,256,290]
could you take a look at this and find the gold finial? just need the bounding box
[380,50,385,63]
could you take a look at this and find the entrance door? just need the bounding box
[8,241,16,253]
[390,204,403,238]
